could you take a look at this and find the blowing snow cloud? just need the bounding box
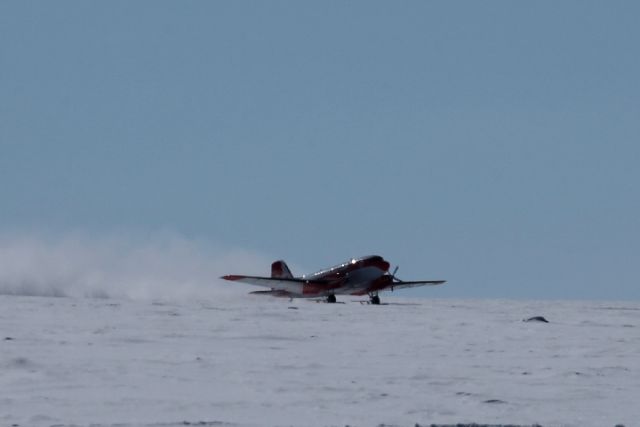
[0,232,270,301]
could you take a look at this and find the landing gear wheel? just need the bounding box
[327,294,337,303]
[370,295,381,305]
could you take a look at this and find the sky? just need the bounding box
[1,1,639,300]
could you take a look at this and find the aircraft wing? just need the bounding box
[221,275,329,295]
[391,280,446,290]
[221,275,309,288]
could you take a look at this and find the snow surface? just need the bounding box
[1,291,638,427]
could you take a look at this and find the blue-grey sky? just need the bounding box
[1,1,639,300]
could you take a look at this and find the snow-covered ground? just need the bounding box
[1,291,638,427]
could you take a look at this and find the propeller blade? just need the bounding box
[390,266,399,291]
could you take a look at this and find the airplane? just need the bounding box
[221,255,445,304]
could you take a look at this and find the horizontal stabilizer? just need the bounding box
[249,289,293,298]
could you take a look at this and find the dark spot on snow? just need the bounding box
[483,399,507,404]
[4,337,13,340]
[287,306,298,309]
[524,316,549,323]
[8,357,35,369]
[521,371,531,375]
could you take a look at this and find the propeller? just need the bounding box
[389,265,400,291]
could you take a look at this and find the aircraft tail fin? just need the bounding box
[271,260,294,279]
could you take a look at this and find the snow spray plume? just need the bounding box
[0,233,271,301]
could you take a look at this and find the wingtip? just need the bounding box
[221,275,244,281]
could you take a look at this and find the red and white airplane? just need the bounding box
[221,255,445,304]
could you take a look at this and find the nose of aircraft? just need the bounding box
[374,258,390,272]
[358,255,390,272]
